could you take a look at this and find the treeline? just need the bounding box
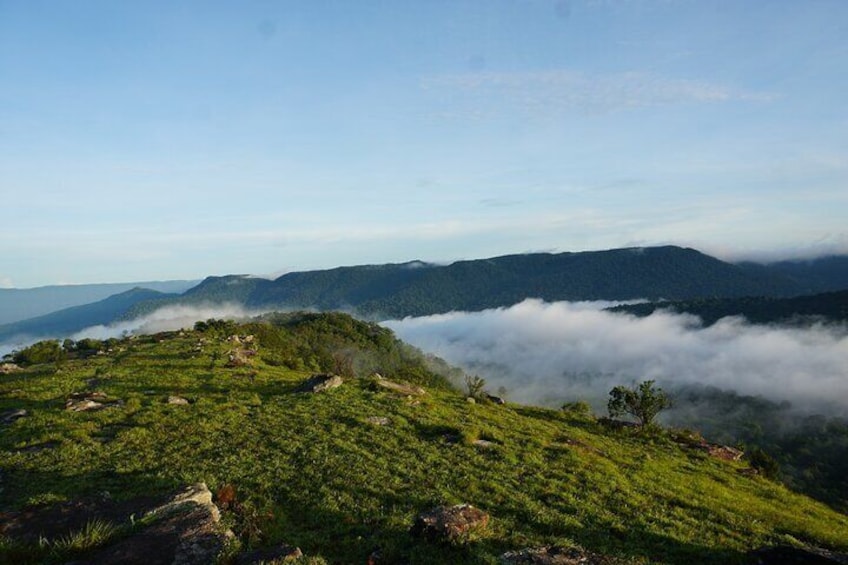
[609,290,848,326]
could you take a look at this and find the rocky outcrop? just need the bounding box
[410,504,489,543]
[500,546,622,564]
[167,396,190,405]
[0,362,21,374]
[748,545,848,564]
[0,483,232,564]
[86,483,233,565]
[296,373,344,393]
[371,374,425,397]
[65,391,122,412]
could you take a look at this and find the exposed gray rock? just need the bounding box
[486,394,506,405]
[89,483,233,565]
[0,362,22,373]
[410,503,489,543]
[472,439,497,449]
[371,375,425,397]
[367,416,391,426]
[65,392,122,412]
[500,545,622,564]
[296,373,344,393]
[167,396,190,405]
[748,545,848,564]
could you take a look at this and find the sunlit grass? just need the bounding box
[1,317,847,564]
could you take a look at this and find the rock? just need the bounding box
[1,483,233,565]
[167,396,190,405]
[410,504,489,543]
[486,394,506,405]
[705,444,744,462]
[500,545,621,564]
[466,397,476,404]
[0,362,21,374]
[367,416,390,426]
[371,375,426,397]
[1,408,28,425]
[748,545,848,564]
[227,349,257,367]
[296,373,343,393]
[472,439,497,449]
[237,544,303,564]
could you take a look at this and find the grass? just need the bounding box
[1,315,848,564]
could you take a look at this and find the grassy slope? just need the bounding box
[1,318,847,564]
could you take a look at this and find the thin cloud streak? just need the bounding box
[422,69,776,117]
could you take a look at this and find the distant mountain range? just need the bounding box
[0,280,198,325]
[3,246,848,345]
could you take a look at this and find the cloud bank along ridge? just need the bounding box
[0,304,272,357]
[384,299,848,416]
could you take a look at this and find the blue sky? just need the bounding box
[2,0,847,287]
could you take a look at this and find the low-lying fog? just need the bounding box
[384,299,848,418]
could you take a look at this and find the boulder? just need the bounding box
[410,504,489,543]
[296,373,343,393]
[0,483,233,565]
[0,362,21,374]
[500,546,622,564]
[167,396,190,405]
[705,444,744,462]
[486,394,506,405]
[65,392,121,412]
[89,483,232,565]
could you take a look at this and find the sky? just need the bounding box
[2,0,848,288]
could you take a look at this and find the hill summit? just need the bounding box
[1,312,846,563]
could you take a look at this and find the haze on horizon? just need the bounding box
[2,1,847,288]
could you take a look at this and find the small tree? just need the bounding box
[607,380,671,427]
[464,374,487,400]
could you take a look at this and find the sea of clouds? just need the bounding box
[384,299,848,417]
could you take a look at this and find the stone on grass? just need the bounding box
[371,375,426,397]
[748,545,848,564]
[0,363,21,374]
[410,504,489,543]
[296,373,343,393]
[367,416,391,426]
[486,394,506,405]
[472,439,496,449]
[500,545,622,564]
[167,396,190,405]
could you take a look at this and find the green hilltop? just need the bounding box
[2,313,846,564]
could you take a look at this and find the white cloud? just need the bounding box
[385,299,848,416]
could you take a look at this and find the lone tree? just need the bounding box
[607,380,671,427]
